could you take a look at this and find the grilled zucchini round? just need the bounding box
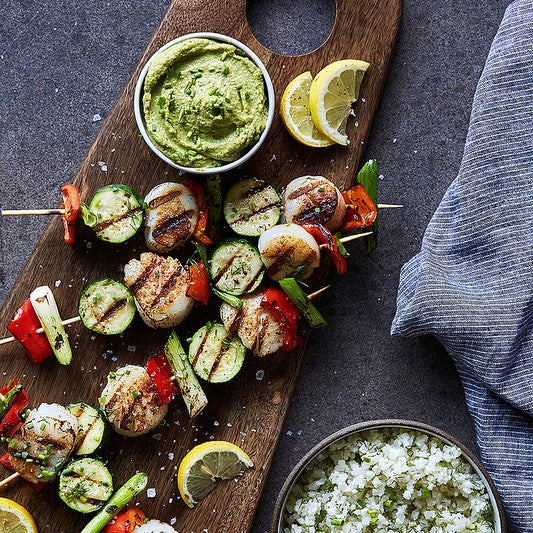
[224,178,281,236]
[58,457,113,514]
[85,184,144,243]
[188,323,246,383]
[210,239,264,296]
[78,279,136,335]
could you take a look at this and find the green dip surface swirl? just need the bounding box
[142,38,268,168]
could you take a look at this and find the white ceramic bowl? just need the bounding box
[134,32,275,175]
[272,420,506,532]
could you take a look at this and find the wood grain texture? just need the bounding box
[0,0,402,531]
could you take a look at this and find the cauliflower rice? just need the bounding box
[283,429,495,532]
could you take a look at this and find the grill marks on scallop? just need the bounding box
[152,210,194,244]
[147,189,183,209]
[145,183,199,253]
[150,266,182,307]
[295,192,338,225]
[129,255,159,295]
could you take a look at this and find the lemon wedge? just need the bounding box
[0,498,38,533]
[177,441,253,508]
[309,59,370,145]
[280,71,334,147]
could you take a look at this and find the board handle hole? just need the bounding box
[246,0,336,57]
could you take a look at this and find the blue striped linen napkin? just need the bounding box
[390,0,533,531]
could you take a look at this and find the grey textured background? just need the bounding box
[0,0,510,531]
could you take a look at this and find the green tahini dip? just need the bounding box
[142,38,268,168]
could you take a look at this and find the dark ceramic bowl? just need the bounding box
[272,419,506,532]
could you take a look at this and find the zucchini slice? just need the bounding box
[78,279,136,335]
[84,184,144,243]
[58,457,113,514]
[224,178,281,236]
[188,323,246,383]
[210,239,264,296]
[68,403,110,456]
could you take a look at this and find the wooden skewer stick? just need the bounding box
[307,285,330,299]
[0,316,82,346]
[317,231,373,250]
[0,232,371,346]
[1,209,66,217]
[377,203,403,209]
[0,471,20,489]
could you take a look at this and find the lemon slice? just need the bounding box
[309,59,370,145]
[280,72,334,148]
[0,498,38,533]
[177,441,253,508]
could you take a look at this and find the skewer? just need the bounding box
[377,203,403,209]
[1,208,66,217]
[0,316,82,346]
[0,471,20,488]
[0,228,369,348]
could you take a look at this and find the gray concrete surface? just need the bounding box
[0,0,511,531]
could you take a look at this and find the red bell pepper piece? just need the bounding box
[0,380,28,437]
[60,184,80,245]
[341,183,378,232]
[103,507,146,533]
[260,287,303,351]
[187,260,210,305]
[146,352,179,405]
[301,223,347,275]
[183,179,213,245]
[7,299,52,364]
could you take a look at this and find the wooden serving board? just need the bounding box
[1,1,402,531]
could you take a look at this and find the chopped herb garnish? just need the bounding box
[156,96,166,107]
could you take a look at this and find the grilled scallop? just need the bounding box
[282,175,346,231]
[258,223,320,281]
[145,182,199,253]
[220,289,284,357]
[7,403,78,484]
[123,252,194,329]
[135,520,178,533]
[100,365,168,437]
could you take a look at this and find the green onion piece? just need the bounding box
[357,159,379,255]
[192,241,209,268]
[206,174,222,242]
[0,384,23,419]
[222,65,229,75]
[29,285,72,365]
[164,330,208,418]
[421,488,431,498]
[334,232,349,258]
[212,287,243,310]
[331,518,344,526]
[278,278,327,328]
[80,472,147,533]
[80,204,98,228]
